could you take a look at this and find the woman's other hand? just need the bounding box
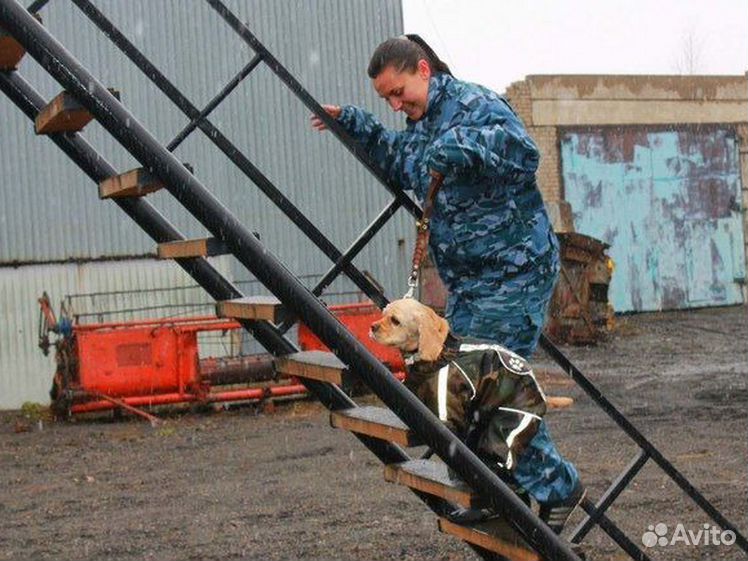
[310,104,342,131]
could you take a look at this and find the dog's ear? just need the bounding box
[417,306,449,362]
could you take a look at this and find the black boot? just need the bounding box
[538,481,587,534]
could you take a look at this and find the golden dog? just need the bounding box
[370,298,572,409]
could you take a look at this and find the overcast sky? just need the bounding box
[402,0,748,94]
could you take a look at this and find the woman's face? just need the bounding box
[372,59,431,121]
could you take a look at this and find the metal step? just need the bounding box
[99,167,164,199]
[273,350,350,385]
[157,237,229,259]
[216,296,287,323]
[330,406,422,447]
[438,517,539,561]
[0,25,25,70]
[384,459,486,509]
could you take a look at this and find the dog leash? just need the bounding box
[404,172,444,299]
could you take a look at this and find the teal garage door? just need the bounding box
[561,127,745,312]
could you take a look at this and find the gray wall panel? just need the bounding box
[1,0,412,296]
[0,257,233,409]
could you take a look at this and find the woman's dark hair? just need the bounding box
[367,34,452,79]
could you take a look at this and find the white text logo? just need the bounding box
[642,523,736,548]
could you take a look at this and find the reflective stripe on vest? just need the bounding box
[501,408,538,470]
[437,364,450,421]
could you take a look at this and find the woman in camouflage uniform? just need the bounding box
[312,35,583,532]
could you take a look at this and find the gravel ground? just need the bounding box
[1,305,746,561]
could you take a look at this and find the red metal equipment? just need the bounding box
[298,302,406,373]
[40,296,405,420]
[47,315,308,419]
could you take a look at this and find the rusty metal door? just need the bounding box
[561,127,745,312]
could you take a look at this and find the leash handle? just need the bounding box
[404,172,444,298]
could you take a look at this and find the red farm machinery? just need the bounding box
[39,292,404,421]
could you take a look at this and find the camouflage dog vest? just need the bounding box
[405,337,547,470]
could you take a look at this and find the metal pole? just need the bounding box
[277,198,402,333]
[579,500,651,561]
[571,451,650,544]
[312,198,402,297]
[25,0,46,12]
[165,54,263,152]
[0,4,579,559]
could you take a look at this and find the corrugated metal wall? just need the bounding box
[0,1,411,408]
[0,257,234,410]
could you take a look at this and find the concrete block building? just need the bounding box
[506,74,748,313]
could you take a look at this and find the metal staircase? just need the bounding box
[1,2,746,560]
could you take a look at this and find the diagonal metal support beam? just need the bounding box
[25,0,46,12]
[579,499,651,561]
[541,334,748,552]
[166,53,262,152]
[312,198,403,297]
[277,197,403,333]
[571,450,649,544]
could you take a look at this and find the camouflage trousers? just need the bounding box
[445,257,580,504]
[444,255,560,359]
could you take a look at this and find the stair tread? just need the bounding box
[274,351,350,385]
[438,517,539,561]
[221,295,283,306]
[277,350,345,369]
[35,91,93,134]
[331,406,422,447]
[217,296,286,323]
[0,28,25,70]
[384,459,486,508]
[99,167,163,199]
[35,87,119,135]
[157,237,229,259]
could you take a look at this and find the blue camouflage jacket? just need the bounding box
[337,73,558,292]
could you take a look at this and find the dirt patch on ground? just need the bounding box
[1,306,746,561]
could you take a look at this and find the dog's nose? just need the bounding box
[371,323,380,333]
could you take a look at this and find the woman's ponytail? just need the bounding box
[404,34,452,76]
[368,34,453,78]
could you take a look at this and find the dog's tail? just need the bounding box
[546,396,574,409]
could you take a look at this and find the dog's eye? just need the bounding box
[391,317,400,326]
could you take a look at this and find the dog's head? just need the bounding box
[369,299,449,362]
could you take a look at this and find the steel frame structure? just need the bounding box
[2,1,746,559]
